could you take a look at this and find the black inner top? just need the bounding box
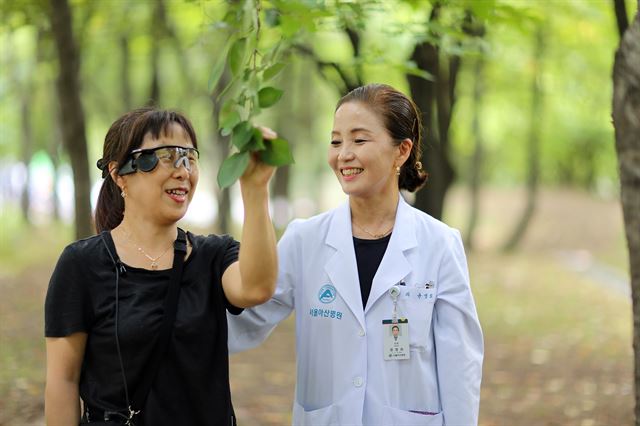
[353,234,392,308]
[45,231,241,425]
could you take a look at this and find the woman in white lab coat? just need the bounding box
[228,83,483,426]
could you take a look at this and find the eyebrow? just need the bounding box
[331,127,373,135]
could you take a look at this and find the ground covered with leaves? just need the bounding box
[0,188,632,425]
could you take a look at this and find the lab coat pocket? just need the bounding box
[293,400,339,426]
[401,297,435,351]
[383,406,443,426]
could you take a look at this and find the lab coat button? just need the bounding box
[358,329,365,337]
[353,376,363,387]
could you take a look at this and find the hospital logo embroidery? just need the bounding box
[318,284,337,304]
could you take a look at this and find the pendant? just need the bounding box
[151,261,158,270]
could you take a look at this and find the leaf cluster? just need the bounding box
[210,0,295,189]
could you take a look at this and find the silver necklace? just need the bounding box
[353,221,394,239]
[122,229,173,270]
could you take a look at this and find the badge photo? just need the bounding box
[382,319,410,361]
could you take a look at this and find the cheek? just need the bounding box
[190,172,199,189]
[327,150,337,168]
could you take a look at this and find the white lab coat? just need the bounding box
[228,196,483,426]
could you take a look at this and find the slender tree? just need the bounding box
[147,0,163,105]
[120,35,132,110]
[19,86,34,224]
[502,25,545,252]
[612,2,640,423]
[211,69,232,233]
[48,0,92,238]
[465,52,485,250]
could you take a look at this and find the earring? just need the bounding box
[396,166,401,176]
[121,189,126,198]
[415,161,423,170]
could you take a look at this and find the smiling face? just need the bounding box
[329,101,411,201]
[116,122,198,226]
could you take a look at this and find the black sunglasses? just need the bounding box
[118,145,199,176]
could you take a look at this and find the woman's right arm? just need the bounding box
[227,220,300,353]
[45,332,87,425]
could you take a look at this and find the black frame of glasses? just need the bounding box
[117,145,199,176]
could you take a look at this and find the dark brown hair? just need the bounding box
[94,108,198,233]
[335,83,428,192]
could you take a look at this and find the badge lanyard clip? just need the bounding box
[389,285,400,323]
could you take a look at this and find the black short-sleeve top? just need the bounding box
[45,231,241,425]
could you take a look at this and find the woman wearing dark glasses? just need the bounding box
[44,108,278,425]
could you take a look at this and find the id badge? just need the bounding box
[382,319,410,360]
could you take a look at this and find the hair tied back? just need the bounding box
[96,158,108,179]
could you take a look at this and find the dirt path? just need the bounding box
[230,317,296,425]
[2,188,633,425]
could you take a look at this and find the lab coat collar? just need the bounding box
[324,196,417,325]
[325,201,366,328]
[365,196,416,313]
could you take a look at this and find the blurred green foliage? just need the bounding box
[0,0,635,213]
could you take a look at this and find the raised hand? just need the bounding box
[240,126,278,189]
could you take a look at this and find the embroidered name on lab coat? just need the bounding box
[309,307,343,320]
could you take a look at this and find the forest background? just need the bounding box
[0,0,638,425]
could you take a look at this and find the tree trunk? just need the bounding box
[148,39,160,106]
[20,93,33,224]
[408,38,443,218]
[147,0,166,106]
[465,54,485,250]
[614,0,630,38]
[40,29,62,222]
[272,165,290,232]
[47,139,62,222]
[503,26,545,252]
[612,6,640,424]
[216,142,232,234]
[212,73,232,233]
[271,62,303,232]
[120,35,132,110]
[408,4,462,220]
[48,0,92,239]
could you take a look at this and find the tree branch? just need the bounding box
[613,0,630,38]
[345,26,364,87]
[292,44,357,94]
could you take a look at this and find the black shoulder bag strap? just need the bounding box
[130,227,188,419]
[97,228,187,425]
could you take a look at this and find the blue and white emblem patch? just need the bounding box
[318,284,337,304]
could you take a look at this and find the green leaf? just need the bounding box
[248,71,262,96]
[264,8,280,27]
[263,62,286,81]
[217,73,239,100]
[258,87,284,108]
[401,60,435,81]
[230,121,254,150]
[249,93,261,117]
[217,151,250,189]
[259,137,294,166]
[264,41,283,63]
[229,38,247,76]
[208,36,235,94]
[219,109,241,136]
[245,128,266,151]
[208,55,227,94]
